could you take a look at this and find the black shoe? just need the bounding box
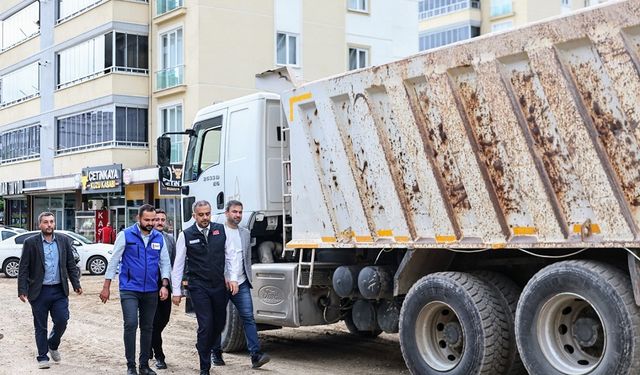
[251,352,271,368]
[138,366,157,375]
[154,359,167,370]
[211,351,225,366]
[127,366,138,375]
[199,371,210,375]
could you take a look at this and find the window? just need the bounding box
[157,28,184,90]
[491,20,513,32]
[161,104,183,163]
[157,0,183,15]
[0,1,40,51]
[57,32,148,88]
[0,62,39,107]
[57,0,101,22]
[184,115,223,182]
[276,32,298,66]
[419,0,480,20]
[348,0,368,12]
[56,106,148,154]
[0,124,40,163]
[115,107,148,145]
[562,0,570,5]
[490,0,512,17]
[419,25,480,51]
[348,47,368,70]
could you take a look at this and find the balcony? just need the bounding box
[156,0,183,16]
[155,65,184,91]
[419,0,480,21]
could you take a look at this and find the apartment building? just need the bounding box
[418,0,609,51]
[0,0,417,234]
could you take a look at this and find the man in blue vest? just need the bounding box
[171,200,228,375]
[100,204,172,375]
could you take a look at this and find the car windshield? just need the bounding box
[65,232,92,244]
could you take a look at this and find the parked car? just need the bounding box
[0,230,112,277]
[0,228,19,241]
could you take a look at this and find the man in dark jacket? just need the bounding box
[171,200,228,375]
[100,204,172,375]
[18,211,82,369]
[149,209,176,369]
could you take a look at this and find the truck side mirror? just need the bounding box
[157,136,171,167]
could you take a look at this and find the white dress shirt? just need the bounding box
[224,224,246,285]
[171,225,209,296]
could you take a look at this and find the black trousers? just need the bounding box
[150,295,172,361]
[189,283,228,371]
[120,290,158,368]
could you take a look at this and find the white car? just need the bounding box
[0,230,113,277]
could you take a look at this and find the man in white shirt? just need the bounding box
[212,200,270,369]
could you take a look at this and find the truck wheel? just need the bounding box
[474,271,526,375]
[515,260,640,375]
[344,308,382,338]
[399,272,510,375]
[221,301,246,352]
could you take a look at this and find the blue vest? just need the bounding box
[119,224,165,292]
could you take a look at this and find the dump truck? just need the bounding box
[157,1,640,373]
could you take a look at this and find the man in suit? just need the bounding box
[149,209,176,369]
[100,204,171,375]
[17,211,83,369]
[171,200,228,375]
[211,200,270,368]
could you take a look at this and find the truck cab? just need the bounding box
[178,92,287,232]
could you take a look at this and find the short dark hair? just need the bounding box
[225,200,243,212]
[138,204,156,218]
[155,208,166,215]
[192,200,211,212]
[38,211,55,223]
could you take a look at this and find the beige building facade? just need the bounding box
[418,0,609,51]
[0,0,417,232]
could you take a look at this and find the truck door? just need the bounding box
[182,112,226,225]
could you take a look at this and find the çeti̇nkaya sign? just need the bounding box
[81,164,123,194]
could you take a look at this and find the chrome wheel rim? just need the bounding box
[90,258,106,274]
[537,292,605,374]
[415,301,464,371]
[5,261,19,277]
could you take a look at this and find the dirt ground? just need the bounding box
[0,275,409,375]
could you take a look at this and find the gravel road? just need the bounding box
[0,275,409,374]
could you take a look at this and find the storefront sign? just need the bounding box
[95,210,109,241]
[159,164,183,196]
[81,164,123,194]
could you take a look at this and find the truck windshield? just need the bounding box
[183,115,223,182]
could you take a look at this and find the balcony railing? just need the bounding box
[157,0,183,16]
[419,0,480,20]
[155,65,184,90]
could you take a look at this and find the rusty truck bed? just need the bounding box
[282,0,640,250]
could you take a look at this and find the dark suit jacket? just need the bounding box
[17,232,82,301]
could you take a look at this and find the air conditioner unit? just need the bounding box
[88,199,104,210]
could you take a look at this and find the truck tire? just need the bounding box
[515,260,640,375]
[399,272,511,375]
[344,308,382,338]
[221,301,246,352]
[473,271,526,375]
